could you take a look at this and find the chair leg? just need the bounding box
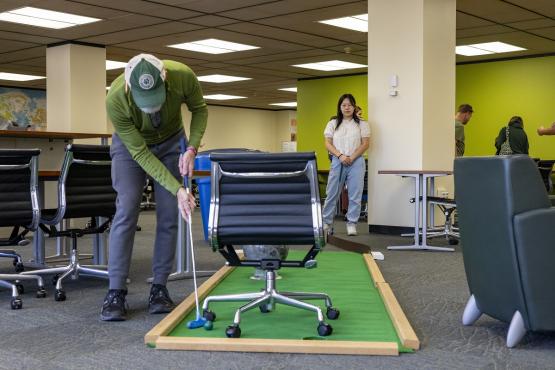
[279,291,333,307]
[462,294,482,325]
[0,280,22,309]
[507,311,527,348]
[202,291,265,312]
[232,295,272,326]
[272,293,325,322]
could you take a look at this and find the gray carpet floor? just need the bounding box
[0,211,554,370]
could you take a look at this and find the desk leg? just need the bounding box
[388,174,454,252]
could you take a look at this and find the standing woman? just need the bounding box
[322,94,370,236]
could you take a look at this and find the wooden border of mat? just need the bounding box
[145,253,420,355]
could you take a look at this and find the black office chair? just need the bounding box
[0,149,46,309]
[21,144,115,301]
[455,155,555,347]
[201,152,339,338]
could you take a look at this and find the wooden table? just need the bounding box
[378,170,453,252]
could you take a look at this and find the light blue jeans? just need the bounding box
[322,156,365,225]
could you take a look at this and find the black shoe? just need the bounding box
[100,289,128,321]
[149,284,176,314]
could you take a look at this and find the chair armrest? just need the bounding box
[513,207,555,331]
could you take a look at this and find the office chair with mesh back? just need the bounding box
[0,149,47,309]
[201,152,339,338]
[21,145,115,301]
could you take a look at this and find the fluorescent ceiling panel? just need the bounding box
[204,94,247,100]
[106,60,127,70]
[319,13,368,32]
[279,87,297,92]
[293,60,367,71]
[168,38,259,54]
[456,42,525,56]
[270,102,297,107]
[470,42,525,53]
[198,74,251,83]
[0,72,45,81]
[455,46,494,56]
[0,7,100,29]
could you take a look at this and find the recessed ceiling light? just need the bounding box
[0,72,45,81]
[318,13,368,32]
[197,74,251,83]
[455,46,494,56]
[456,42,525,56]
[203,94,247,100]
[270,102,297,107]
[168,39,259,54]
[470,41,525,53]
[106,60,127,70]
[0,7,100,29]
[279,87,297,92]
[293,60,367,71]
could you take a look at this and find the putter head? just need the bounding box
[187,317,207,329]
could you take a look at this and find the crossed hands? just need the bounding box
[340,155,353,166]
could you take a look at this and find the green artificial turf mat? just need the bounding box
[169,251,412,352]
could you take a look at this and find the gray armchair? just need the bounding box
[454,155,555,347]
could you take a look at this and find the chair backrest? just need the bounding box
[208,152,324,251]
[0,149,40,229]
[454,155,550,323]
[52,144,116,221]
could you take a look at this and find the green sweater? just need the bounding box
[106,60,208,195]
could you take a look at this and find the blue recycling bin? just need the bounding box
[195,149,263,241]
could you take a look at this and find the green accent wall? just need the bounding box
[457,56,555,159]
[297,56,555,166]
[297,75,368,170]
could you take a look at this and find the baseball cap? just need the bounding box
[124,54,166,110]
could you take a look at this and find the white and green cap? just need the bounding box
[124,54,166,110]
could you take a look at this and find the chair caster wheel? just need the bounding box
[259,304,271,313]
[14,262,24,273]
[317,322,333,336]
[15,283,24,295]
[36,288,47,298]
[326,307,340,320]
[203,320,213,331]
[54,289,66,301]
[11,298,22,310]
[225,325,241,338]
[52,275,59,286]
[203,309,216,322]
[448,238,459,245]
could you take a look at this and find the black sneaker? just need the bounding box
[148,284,176,314]
[100,289,128,321]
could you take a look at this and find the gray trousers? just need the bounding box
[108,131,183,289]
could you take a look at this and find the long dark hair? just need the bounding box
[335,93,359,130]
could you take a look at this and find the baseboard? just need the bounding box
[368,224,413,235]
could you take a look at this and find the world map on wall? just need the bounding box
[0,87,46,130]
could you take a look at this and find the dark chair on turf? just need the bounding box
[0,149,46,309]
[454,155,555,347]
[21,144,115,301]
[201,152,339,338]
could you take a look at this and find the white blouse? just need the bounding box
[324,118,370,156]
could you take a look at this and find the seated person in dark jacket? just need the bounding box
[495,116,529,155]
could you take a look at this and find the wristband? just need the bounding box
[186,146,197,155]
[338,153,343,158]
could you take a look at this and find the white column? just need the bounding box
[367,0,456,227]
[46,42,107,134]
